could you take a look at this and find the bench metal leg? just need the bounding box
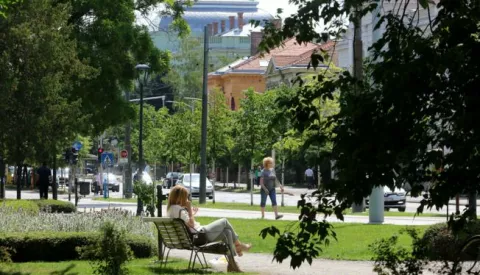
[162,248,172,268]
[187,249,195,270]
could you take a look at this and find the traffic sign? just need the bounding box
[120,150,128,158]
[101,152,114,166]
[72,141,83,151]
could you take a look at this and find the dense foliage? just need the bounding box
[253,0,480,270]
[0,231,153,262]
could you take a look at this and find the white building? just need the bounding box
[336,1,439,72]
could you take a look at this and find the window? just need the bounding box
[230,97,236,110]
[240,37,250,44]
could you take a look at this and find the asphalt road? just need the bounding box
[5,179,479,217]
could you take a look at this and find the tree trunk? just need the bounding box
[235,163,240,189]
[52,156,58,200]
[0,156,5,199]
[16,163,22,199]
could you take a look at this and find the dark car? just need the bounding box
[165,172,181,188]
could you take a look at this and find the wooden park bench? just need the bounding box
[144,217,233,270]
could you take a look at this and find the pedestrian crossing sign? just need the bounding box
[101,152,114,166]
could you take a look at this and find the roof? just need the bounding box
[210,39,332,76]
[219,24,264,37]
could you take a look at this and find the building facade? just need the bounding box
[208,39,336,110]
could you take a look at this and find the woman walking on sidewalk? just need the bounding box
[259,157,284,220]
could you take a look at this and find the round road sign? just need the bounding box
[120,150,128,158]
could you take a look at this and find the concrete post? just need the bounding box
[368,1,384,223]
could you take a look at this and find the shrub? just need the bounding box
[78,222,133,275]
[0,199,75,214]
[0,200,40,214]
[0,231,155,262]
[32,199,76,213]
[0,246,14,263]
[421,221,480,261]
[0,207,155,238]
[370,228,428,275]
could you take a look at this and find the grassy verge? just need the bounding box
[196,217,428,261]
[91,198,449,218]
[0,257,253,274]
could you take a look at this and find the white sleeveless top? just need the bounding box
[167,205,201,230]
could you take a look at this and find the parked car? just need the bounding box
[164,172,182,188]
[366,186,407,212]
[91,173,120,192]
[133,171,153,185]
[176,173,214,199]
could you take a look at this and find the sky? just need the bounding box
[257,0,298,19]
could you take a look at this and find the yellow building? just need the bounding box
[208,38,336,110]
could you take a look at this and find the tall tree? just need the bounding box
[232,88,277,190]
[0,0,94,199]
[257,0,480,270]
[207,88,233,176]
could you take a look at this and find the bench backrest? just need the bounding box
[144,217,193,250]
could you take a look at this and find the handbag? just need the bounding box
[179,208,208,246]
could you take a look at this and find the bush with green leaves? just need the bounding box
[133,180,156,217]
[78,222,133,275]
[421,221,480,261]
[32,199,76,213]
[0,199,76,214]
[370,228,428,275]
[0,200,40,214]
[0,231,153,262]
[0,246,14,263]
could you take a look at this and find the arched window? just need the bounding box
[230,97,236,110]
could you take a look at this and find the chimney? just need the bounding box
[229,16,235,30]
[250,31,263,56]
[220,19,226,33]
[207,23,213,36]
[271,18,282,30]
[213,22,219,35]
[237,12,244,30]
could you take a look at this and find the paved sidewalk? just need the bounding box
[166,248,438,275]
[168,249,378,275]
[74,198,445,225]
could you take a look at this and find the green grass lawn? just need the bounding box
[195,217,428,261]
[0,258,247,275]
[92,198,448,218]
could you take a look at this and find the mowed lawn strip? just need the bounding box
[0,258,257,274]
[93,197,450,218]
[195,217,428,261]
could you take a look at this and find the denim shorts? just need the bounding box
[260,188,277,207]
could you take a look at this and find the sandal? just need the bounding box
[235,243,252,257]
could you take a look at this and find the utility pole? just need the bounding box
[124,90,133,199]
[368,1,385,223]
[351,5,365,214]
[199,25,209,204]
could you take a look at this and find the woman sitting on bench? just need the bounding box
[167,185,252,271]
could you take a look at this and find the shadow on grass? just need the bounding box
[50,264,78,275]
[0,270,31,275]
[143,258,216,274]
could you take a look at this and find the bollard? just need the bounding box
[74,178,78,207]
[156,185,166,217]
[103,178,109,198]
[156,185,167,262]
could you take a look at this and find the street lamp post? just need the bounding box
[135,63,150,216]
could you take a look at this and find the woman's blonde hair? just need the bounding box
[263,157,274,169]
[167,185,189,210]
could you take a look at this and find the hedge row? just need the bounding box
[422,221,480,261]
[0,199,75,214]
[0,231,156,262]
